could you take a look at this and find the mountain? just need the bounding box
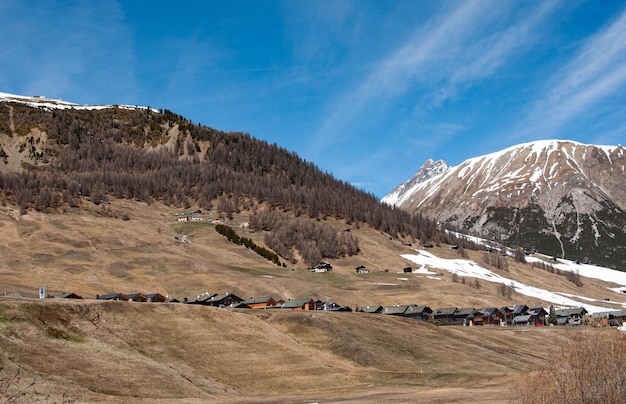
[386,158,449,199]
[0,92,458,267]
[383,140,626,270]
[3,93,626,402]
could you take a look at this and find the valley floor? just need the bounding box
[0,298,601,403]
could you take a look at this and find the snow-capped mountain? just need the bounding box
[386,159,449,200]
[383,140,626,270]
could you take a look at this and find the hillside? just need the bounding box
[1,94,626,311]
[2,94,626,402]
[384,140,626,270]
[0,94,461,267]
[2,198,626,314]
[0,298,581,403]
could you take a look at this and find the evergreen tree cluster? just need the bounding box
[249,210,359,266]
[214,224,282,266]
[0,102,457,244]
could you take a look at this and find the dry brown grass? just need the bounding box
[1,199,626,401]
[0,299,587,403]
[1,198,624,312]
[513,329,626,404]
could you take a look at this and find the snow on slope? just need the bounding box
[0,91,158,113]
[401,249,626,314]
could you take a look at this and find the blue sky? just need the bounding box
[2,1,626,198]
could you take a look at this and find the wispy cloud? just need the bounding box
[311,1,557,153]
[520,6,626,138]
[442,1,558,98]
[0,1,136,103]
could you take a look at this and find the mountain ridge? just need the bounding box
[384,140,626,269]
[0,91,462,269]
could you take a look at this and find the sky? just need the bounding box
[2,1,626,198]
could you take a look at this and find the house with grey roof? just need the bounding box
[356,305,383,314]
[555,307,588,325]
[96,293,129,301]
[53,292,83,299]
[282,298,316,310]
[239,296,277,309]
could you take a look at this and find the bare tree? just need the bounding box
[513,331,626,404]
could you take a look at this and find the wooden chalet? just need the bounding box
[3,291,40,299]
[469,308,505,326]
[512,308,546,326]
[404,305,432,320]
[381,304,409,316]
[432,307,457,325]
[323,302,353,312]
[590,310,626,327]
[96,293,129,301]
[312,262,333,272]
[555,307,588,326]
[200,293,243,307]
[184,292,217,304]
[513,305,529,317]
[145,293,167,303]
[381,304,431,321]
[53,292,83,299]
[433,307,475,325]
[282,298,316,310]
[526,307,548,325]
[513,315,533,326]
[240,296,277,309]
[454,308,475,325]
[356,305,383,314]
[498,305,530,325]
[432,307,475,325]
[127,293,149,302]
[190,212,204,222]
[500,306,516,325]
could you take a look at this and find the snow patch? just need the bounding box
[402,250,626,313]
[0,91,159,113]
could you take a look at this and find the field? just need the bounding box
[0,298,591,403]
[1,199,625,402]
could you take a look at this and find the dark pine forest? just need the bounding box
[0,102,470,264]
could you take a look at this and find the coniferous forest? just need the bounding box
[0,102,473,263]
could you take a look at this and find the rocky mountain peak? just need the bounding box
[384,159,449,206]
[383,140,626,270]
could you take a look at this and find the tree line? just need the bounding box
[215,224,283,266]
[0,102,472,249]
[249,209,359,266]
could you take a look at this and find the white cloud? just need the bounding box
[311,1,556,153]
[521,6,626,137]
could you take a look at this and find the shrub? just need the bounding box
[513,330,626,403]
[0,367,36,403]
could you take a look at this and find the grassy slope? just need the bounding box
[0,198,625,401]
[0,298,579,403]
[1,198,623,310]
